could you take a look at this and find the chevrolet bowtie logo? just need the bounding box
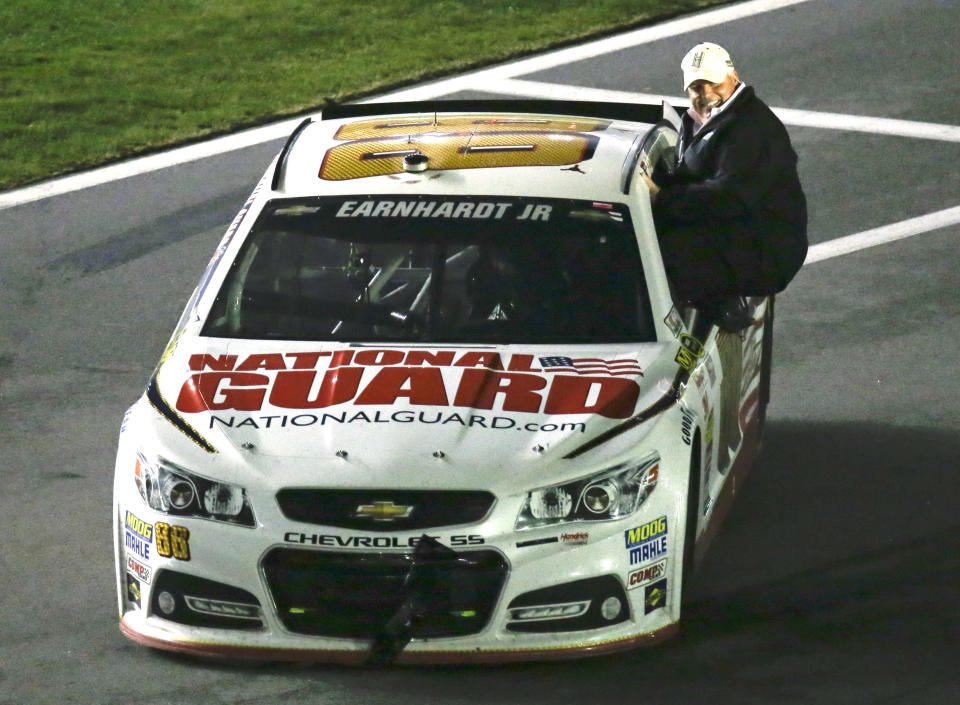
[354,500,414,521]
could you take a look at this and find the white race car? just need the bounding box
[114,99,772,664]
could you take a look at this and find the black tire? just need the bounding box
[680,433,701,607]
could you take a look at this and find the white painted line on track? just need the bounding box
[486,78,960,142]
[488,77,960,263]
[804,206,960,265]
[0,117,310,211]
[370,0,813,102]
[771,107,960,143]
[0,0,955,267]
[0,0,810,210]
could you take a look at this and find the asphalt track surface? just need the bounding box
[1,0,958,702]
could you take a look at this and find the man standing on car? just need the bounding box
[643,42,807,471]
[643,42,808,304]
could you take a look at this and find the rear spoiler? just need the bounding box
[320,99,682,125]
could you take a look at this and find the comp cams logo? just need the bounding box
[626,559,667,590]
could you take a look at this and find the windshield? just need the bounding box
[201,196,654,344]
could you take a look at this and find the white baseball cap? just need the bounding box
[681,42,735,89]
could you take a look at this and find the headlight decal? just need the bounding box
[134,454,255,527]
[146,374,218,454]
[516,456,659,530]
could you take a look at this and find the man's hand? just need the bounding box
[641,173,661,202]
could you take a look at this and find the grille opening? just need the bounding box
[262,548,507,638]
[149,570,264,630]
[275,489,495,531]
[506,575,629,632]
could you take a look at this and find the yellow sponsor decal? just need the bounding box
[155,522,191,561]
[679,333,705,357]
[320,131,599,181]
[675,347,698,372]
[646,585,665,608]
[320,114,609,181]
[124,511,153,541]
[625,516,668,547]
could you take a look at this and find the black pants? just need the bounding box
[655,219,742,302]
[654,216,804,302]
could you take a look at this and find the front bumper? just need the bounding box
[116,514,682,663]
[119,615,679,664]
[114,462,686,663]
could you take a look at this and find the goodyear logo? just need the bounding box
[125,511,153,541]
[625,516,667,549]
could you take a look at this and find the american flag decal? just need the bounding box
[538,356,644,377]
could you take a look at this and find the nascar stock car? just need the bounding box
[114,98,773,664]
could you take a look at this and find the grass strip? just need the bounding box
[0,0,729,191]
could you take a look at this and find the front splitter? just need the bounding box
[119,617,679,665]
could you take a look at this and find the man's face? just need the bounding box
[686,70,739,116]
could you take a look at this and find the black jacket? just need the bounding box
[654,85,808,294]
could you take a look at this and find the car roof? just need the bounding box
[273,100,671,201]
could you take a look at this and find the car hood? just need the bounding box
[154,340,678,488]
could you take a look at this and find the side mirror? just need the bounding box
[662,101,682,131]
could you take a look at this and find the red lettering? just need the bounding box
[270,368,363,408]
[453,370,544,413]
[330,350,355,367]
[454,352,504,370]
[175,373,268,412]
[544,376,639,419]
[403,350,455,367]
[354,349,405,366]
[284,351,330,369]
[507,354,537,372]
[236,353,288,371]
[355,368,448,405]
[187,354,237,371]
